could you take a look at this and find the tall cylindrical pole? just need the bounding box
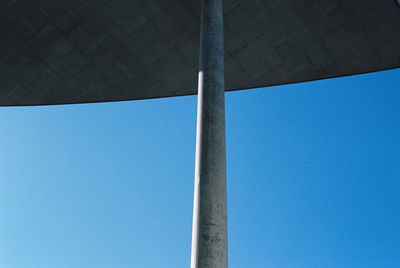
[190,0,227,267]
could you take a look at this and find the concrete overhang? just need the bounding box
[0,0,399,106]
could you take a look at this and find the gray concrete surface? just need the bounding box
[0,0,399,106]
[191,0,227,267]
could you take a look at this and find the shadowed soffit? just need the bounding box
[0,0,399,106]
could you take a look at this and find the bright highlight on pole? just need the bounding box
[0,1,399,268]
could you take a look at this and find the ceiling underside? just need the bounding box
[0,0,399,106]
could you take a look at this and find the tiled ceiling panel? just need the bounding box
[0,0,399,106]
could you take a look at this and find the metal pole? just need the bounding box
[190,0,227,267]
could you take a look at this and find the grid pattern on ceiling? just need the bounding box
[0,0,399,106]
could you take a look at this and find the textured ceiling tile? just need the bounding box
[0,0,399,106]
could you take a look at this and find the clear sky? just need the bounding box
[0,68,399,268]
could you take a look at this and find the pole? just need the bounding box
[190,0,227,267]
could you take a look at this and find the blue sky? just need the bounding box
[0,68,399,268]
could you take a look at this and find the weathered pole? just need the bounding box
[190,0,227,267]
